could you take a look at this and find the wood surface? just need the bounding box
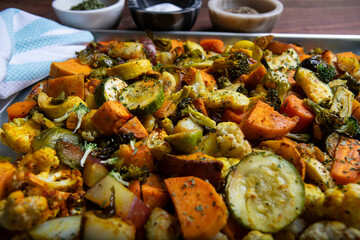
[1,0,360,34]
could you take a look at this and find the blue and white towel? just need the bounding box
[0,8,94,99]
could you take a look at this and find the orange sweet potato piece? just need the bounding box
[193,98,208,116]
[352,99,360,122]
[119,117,149,139]
[0,161,15,200]
[153,98,177,118]
[171,39,184,56]
[331,136,360,185]
[237,64,267,89]
[129,180,141,199]
[279,95,315,133]
[165,176,228,240]
[240,101,299,140]
[43,73,85,99]
[91,101,133,136]
[200,39,224,54]
[49,58,92,78]
[266,41,303,55]
[158,153,223,188]
[183,67,217,89]
[7,100,37,121]
[125,145,154,172]
[260,137,306,180]
[141,174,169,210]
[222,109,246,124]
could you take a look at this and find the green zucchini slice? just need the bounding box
[119,79,164,115]
[225,151,305,233]
[94,77,127,107]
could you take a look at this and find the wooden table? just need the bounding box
[1,0,360,34]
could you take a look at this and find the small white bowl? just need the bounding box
[52,0,125,30]
[208,0,283,33]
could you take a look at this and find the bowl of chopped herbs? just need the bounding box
[52,0,125,30]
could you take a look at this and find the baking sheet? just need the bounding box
[1,30,360,158]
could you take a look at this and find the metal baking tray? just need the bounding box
[1,30,360,158]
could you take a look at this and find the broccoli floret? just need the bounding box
[120,165,150,183]
[262,70,291,103]
[303,98,355,138]
[264,88,282,111]
[108,170,129,187]
[89,67,108,80]
[92,133,136,160]
[334,116,360,139]
[80,141,97,167]
[300,56,336,84]
[54,103,90,133]
[316,63,336,84]
[236,84,248,95]
[100,157,118,165]
[216,76,232,89]
[340,72,360,96]
[226,51,250,80]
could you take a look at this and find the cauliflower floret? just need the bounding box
[17,148,59,176]
[0,190,51,231]
[0,118,41,153]
[302,183,325,222]
[80,110,101,141]
[202,89,249,111]
[299,221,360,240]
[16,148,83,192]
[323,183,360,229]
[216,122,252,159]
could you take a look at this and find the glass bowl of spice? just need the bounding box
[128,0,202,31]
[208,0,283,33]
[52,0,125,30]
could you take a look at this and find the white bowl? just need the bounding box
[52,0,125,30]
[208,0,283,33]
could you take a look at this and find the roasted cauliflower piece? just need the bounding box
[243,230,273,240]
[17,148,83,192]
[0,190,51,231]
[322,183,360,229]
[0,118,41,153]
[17,148,59,176]
[302,183,325,222]
[215,122,252,159]
[299,221,360,240]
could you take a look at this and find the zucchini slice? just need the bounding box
[94,77,127,107]
[225,151,305,233]
[119,79,164,115]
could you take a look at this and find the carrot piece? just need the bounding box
[237,64,267,89]
[7,100,37,121]
[200,39,224,54]
[0,161,16,200]
[193,98,208,116]
[91,101,133,136]
[153,98,177,118]
[279,95,315,133]
[240,101,299,140]
[331,137,360,185]
[141,174,169,210]
[119,117,149,139]
[222,109,246,124]
[43,73,85,99]
[129,180,141,199]
[164,177,228,240]
[299,54,312,62]
[183,67,217,89]
[49,58,92,78]
[125,145,154,172]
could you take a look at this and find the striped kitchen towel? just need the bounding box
[0,8,94,99]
